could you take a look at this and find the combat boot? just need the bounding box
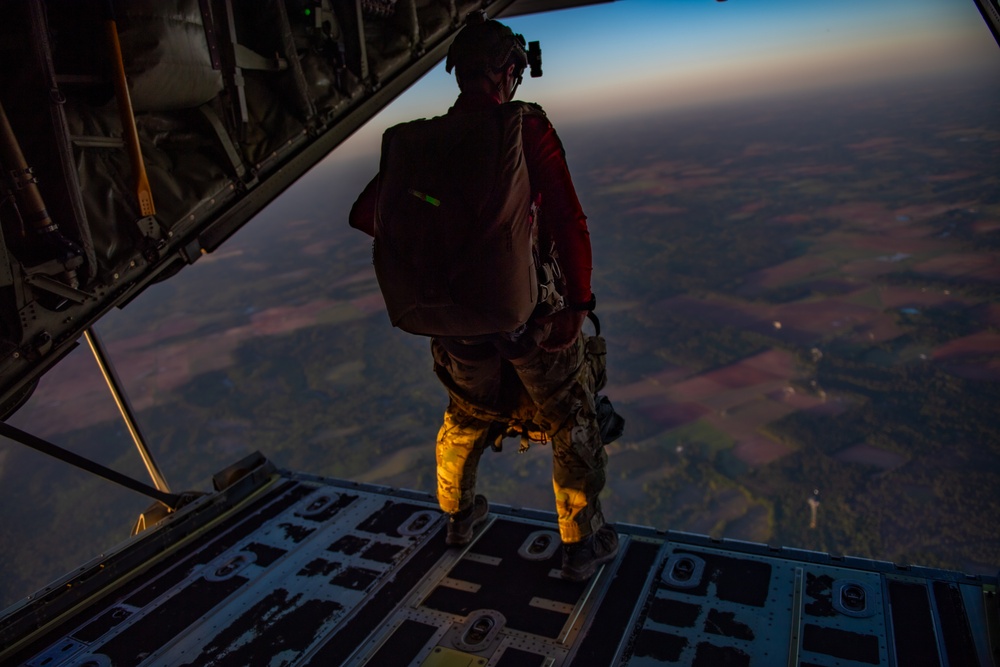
[561,525,619,581]
[446,494,489,546]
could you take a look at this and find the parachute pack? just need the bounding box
[373,102,544,337]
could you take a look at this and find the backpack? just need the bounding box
[373,102,543,337]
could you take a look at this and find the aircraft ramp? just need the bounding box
[1,455,996,666]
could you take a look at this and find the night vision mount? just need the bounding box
[528,40,542,77]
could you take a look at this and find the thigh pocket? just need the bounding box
[568,418,607,472]
[584,335,608,392]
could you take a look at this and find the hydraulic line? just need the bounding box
[0,98,83,290]
[0,100,50,236]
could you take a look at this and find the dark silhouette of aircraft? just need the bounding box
[0,0,998,665]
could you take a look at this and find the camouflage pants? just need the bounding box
[432,331,607,543]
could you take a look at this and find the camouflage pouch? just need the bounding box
[583,334,607,393]
[584,331,625,444]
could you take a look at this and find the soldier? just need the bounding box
[349,11,618,581]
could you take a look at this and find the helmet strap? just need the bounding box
[508,70,523,100]
[488,63,522,102]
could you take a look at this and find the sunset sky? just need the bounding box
[328,0,999,160]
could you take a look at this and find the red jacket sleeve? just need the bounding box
[521,112,593,306]
[349,174,378,237]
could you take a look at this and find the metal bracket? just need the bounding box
[23,272,90,304]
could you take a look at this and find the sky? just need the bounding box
[326,0,998,163]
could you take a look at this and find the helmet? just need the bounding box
[446,11,528,78]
